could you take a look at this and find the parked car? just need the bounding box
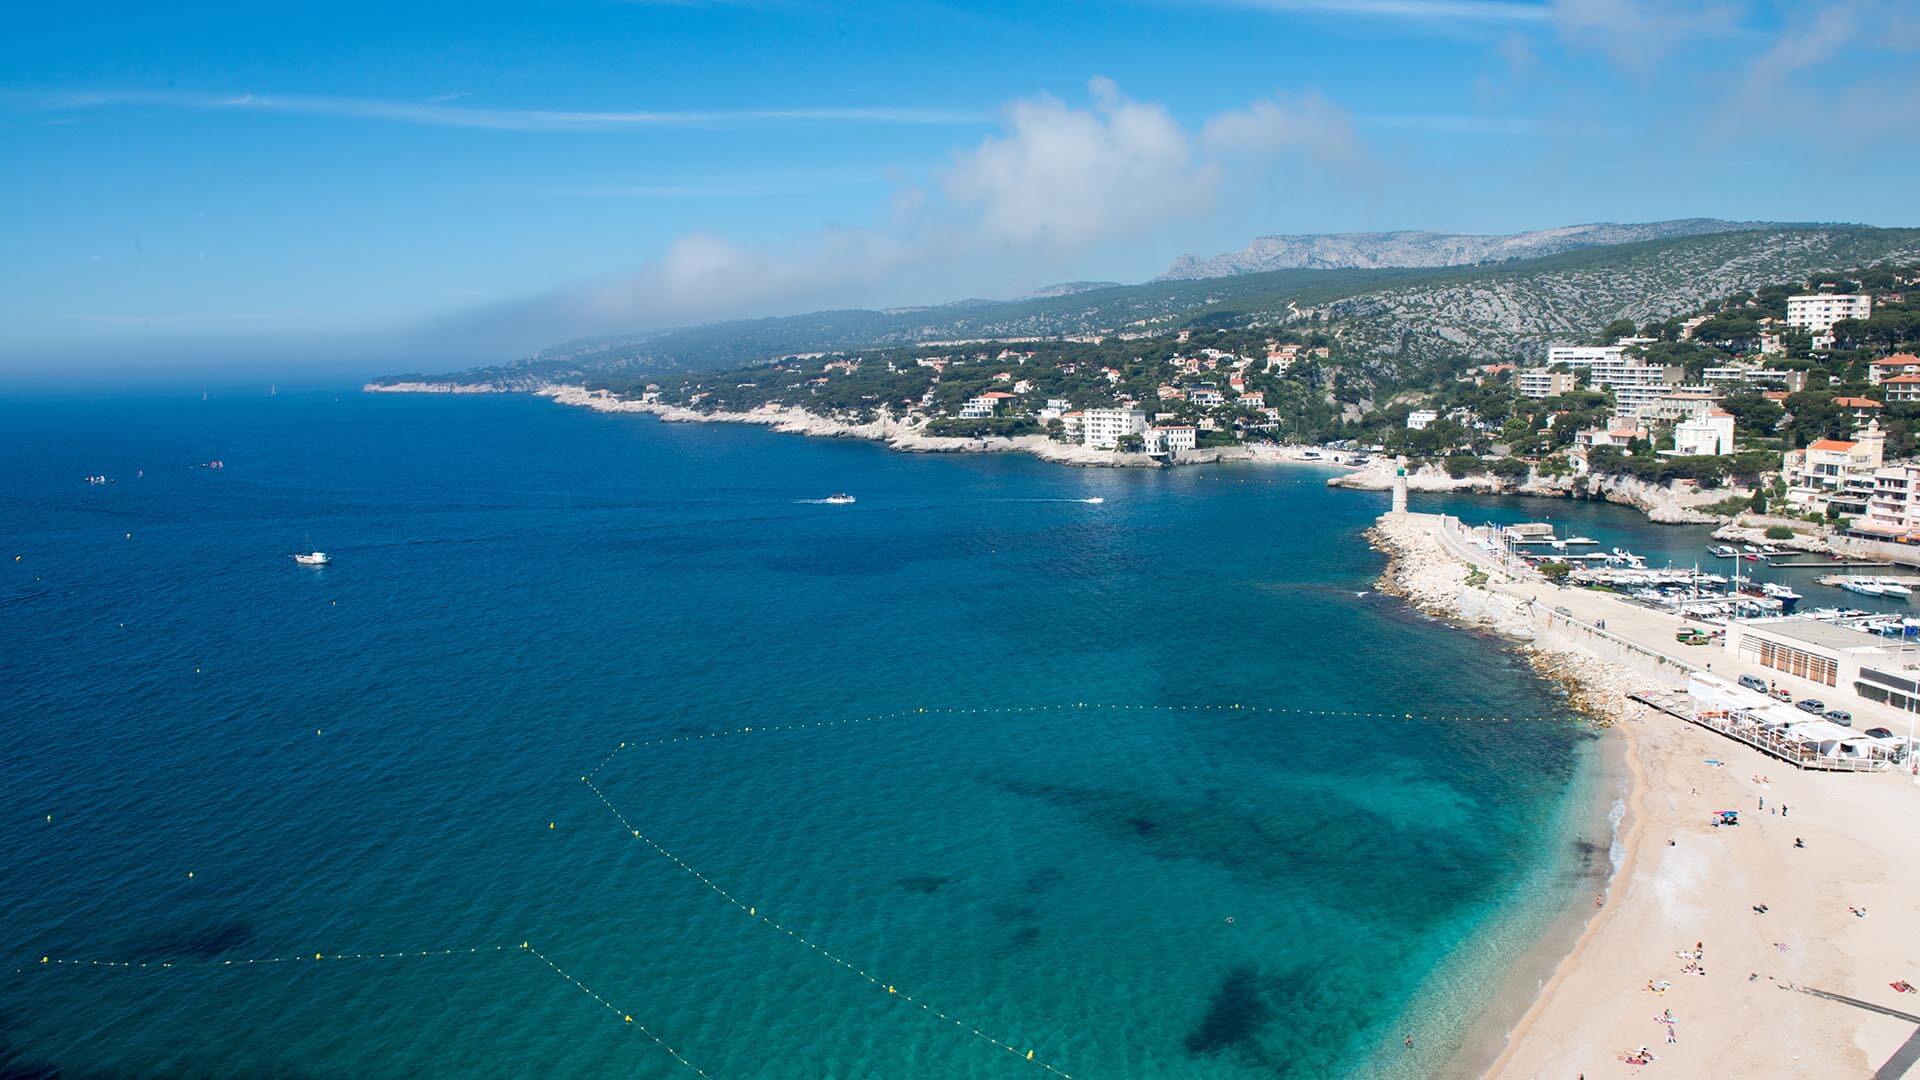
[1796,698,1827,714]
[1770,688,1792,702]
[1824,709,1853,726]
[1738,675,1769,693]
[1865,727,1895,739]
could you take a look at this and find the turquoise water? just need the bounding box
[1,391,1606,1078]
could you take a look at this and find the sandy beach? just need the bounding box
[1372,510,1920,1078]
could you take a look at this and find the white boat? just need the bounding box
[1761,582,1803,602]
[1561,536,1599,546]
[1840,578,1888,597]
[1879,581,1913,597]
[822,493,856,505]
[292,551,330,566]
[1709,545,1739,558]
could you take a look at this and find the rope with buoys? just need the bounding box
[22,941,713,1077]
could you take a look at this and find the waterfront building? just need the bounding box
[1141,425,1197,455]
[1082,407,1147,449]
[1782,421,1886,515]
[960,390,1016,418]
[1861,463,1920,540]
[1406,409,1438,431]
[1724,616,1920,712]
[1574,422,1644,449]
[1786,294,1872,333]
[1671,409,1735,456]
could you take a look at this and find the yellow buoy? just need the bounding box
[187,871,194,878]
[41,956,48,964]
[1027,1050,1035,1060]
[624,1015,633,1023]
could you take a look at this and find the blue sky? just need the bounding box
[3,1,1917,383]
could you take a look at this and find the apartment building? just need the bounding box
[1782,421,1887,516]
[1786,294,1872,333]
[1082,407,1147,449]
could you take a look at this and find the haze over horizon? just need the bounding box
[5,0,1919,386]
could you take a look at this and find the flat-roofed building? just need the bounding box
[1725,616,1920,712]
[1516,370,1577,398]
[1787,294,1872,333]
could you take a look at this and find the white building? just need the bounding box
[1671,409,1736,456]
[1782,421,1887,516]
[1516,370,1577,399]
[1141,425,1197,455]
[1541,344,1683,419]
[1861,463,1920,541]
[1188,388,1224,407]
[1867,353,1920,385]
[1406,409,1439,430]
[1786,294,1872,333]
[959,391,1015,418]
[1038,398,1073,420]
[1082,407,1147,450]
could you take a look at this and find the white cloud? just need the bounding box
[420,78,1366,351]
[942,79,1217,252]
[1549,0,1745,70]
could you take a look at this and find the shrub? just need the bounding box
[1765,525,1795,540]
[1539,561,1573,583]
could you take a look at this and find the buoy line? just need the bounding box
[578,700,1602,1077]
[581,776,1073,1078]
[24,941,713,1077]
[586,702,1587,779]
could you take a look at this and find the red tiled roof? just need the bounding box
[1882,375,1920,384]
[1870,353,1920,365]
[1808,439,1857,451]
[1832,396,1882,408]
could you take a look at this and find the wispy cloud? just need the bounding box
[420,76,1369,353]
[1210,0,1548,23]
[22,90,993,130]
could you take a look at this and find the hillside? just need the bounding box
[377,226,1920,388]
[1155,218,1788,280]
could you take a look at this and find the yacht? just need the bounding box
[1879,580,1914,597]
[1839,578,1888,597]
[1709,545,1738,558]
[822,494,856,505]
[293,551,331,566]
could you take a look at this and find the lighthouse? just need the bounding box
[1390,456,1409,515]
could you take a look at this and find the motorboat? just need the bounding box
[293,551,331,566]
[1839,578,1888,596]
[822,494,856,505]
[1709,545,1739,558]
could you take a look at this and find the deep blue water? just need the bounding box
[2,391,1608,1079]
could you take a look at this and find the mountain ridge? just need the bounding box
[1155,219,1812,280]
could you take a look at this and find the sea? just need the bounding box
[1,388,1718,1079]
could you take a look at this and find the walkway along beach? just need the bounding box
[1370,510,1920,1078]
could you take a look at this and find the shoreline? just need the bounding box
[365,381,1743,525]
[1371,509,1920,1079]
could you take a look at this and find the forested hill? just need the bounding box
[377,226,1920,388]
